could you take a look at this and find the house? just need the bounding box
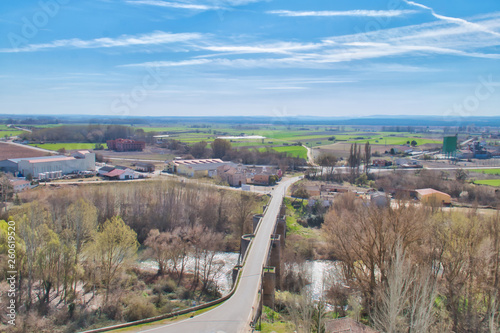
[217,164,247,187]
[107,138,145,152]
[325,318,378,333]
[102,168,137,180]
[414,188,451,206]
[321,184,349,194]
[98,166,115,176]
[135,162,155,173]
[165,159,232,178]
[246,166,282,186]
[10,179,30,192]
[0,153,95,178]
[373,159,392,167]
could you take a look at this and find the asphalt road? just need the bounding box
[132,176,300,333]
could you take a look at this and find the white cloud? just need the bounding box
[0,31,203,53]
[118,12,500,69]
[125,0,266,11]
[267,9,418,18]
[125,0,216,10]
[121,58,212,67]
[404,0,500,37]
[259,86,308,90]
[200,42,323,55]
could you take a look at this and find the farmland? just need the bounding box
[29,143,107,151]
[0,130,25,138]
[0,142,51,158]
[475,179,500,187]
[14,123,447,163]
[469,168,500,175]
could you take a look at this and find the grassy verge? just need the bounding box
[110,304,220,332]
[283,197,317,238]
[256,306,295,333]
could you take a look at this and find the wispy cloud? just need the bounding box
[121,59,212,67]
[199,42,323,55]
[259,86,308,90]
[404,0,500,37]
[125,0,216,11]
[0,31,203,53]
[123,13,500,69]
[267,9,418,18]
[124,0,266,11]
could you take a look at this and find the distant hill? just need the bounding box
[1,114,500,127]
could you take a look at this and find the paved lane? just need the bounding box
[132,177,300,333]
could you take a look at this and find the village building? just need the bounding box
[414,188,452,206]
[10,179,31,192]
[135,162,155,173]
[217,164,247,187]
[102,168,137,180]
[107,138,145,152]
[165,159,231,178]
[0,153,95,178]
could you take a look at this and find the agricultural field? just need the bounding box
[0,142,51,159]
[29,143,107,151]
[475,179,500,187]
[258,146,308,159]
[0,130,25,138]
[469,168,500,175]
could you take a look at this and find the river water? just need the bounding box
[139,252,341,300]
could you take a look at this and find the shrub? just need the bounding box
[123,296,158,322]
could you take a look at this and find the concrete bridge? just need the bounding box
[83,176,300,333]
[237,202,287,326]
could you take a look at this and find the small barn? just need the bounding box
[414,188,451,206]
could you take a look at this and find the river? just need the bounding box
[139,252,341,300]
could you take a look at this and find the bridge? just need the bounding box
[83,176,299,333]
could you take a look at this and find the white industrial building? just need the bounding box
[0,152,95,178]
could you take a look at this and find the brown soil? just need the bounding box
[0,142,50,159]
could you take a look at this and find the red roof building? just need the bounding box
[107,138,145,152]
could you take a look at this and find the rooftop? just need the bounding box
[415,188,450,197]
[6,155,69,163]
[28,157,75,164]
[172,159,224,166]
[103,169,126,177]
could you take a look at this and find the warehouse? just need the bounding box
[165,159,232,178]
[0,152,95,178]
[414,188,451,206]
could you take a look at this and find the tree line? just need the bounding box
[322,193,500,332]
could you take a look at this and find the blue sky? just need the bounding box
[1,0,500,118]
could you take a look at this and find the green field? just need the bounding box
[0,130,25,138]
[469,169,500,175]
[475,179,500,187]
[259,146,308,159]
[29,143,107,151]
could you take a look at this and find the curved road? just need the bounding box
[130,176,300,333]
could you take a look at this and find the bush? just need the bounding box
[123,296,158,322]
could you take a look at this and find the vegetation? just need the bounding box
[0,180,263,332]
[475,179,500,187]
[322,193,500,332]
[29,143,108,151]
